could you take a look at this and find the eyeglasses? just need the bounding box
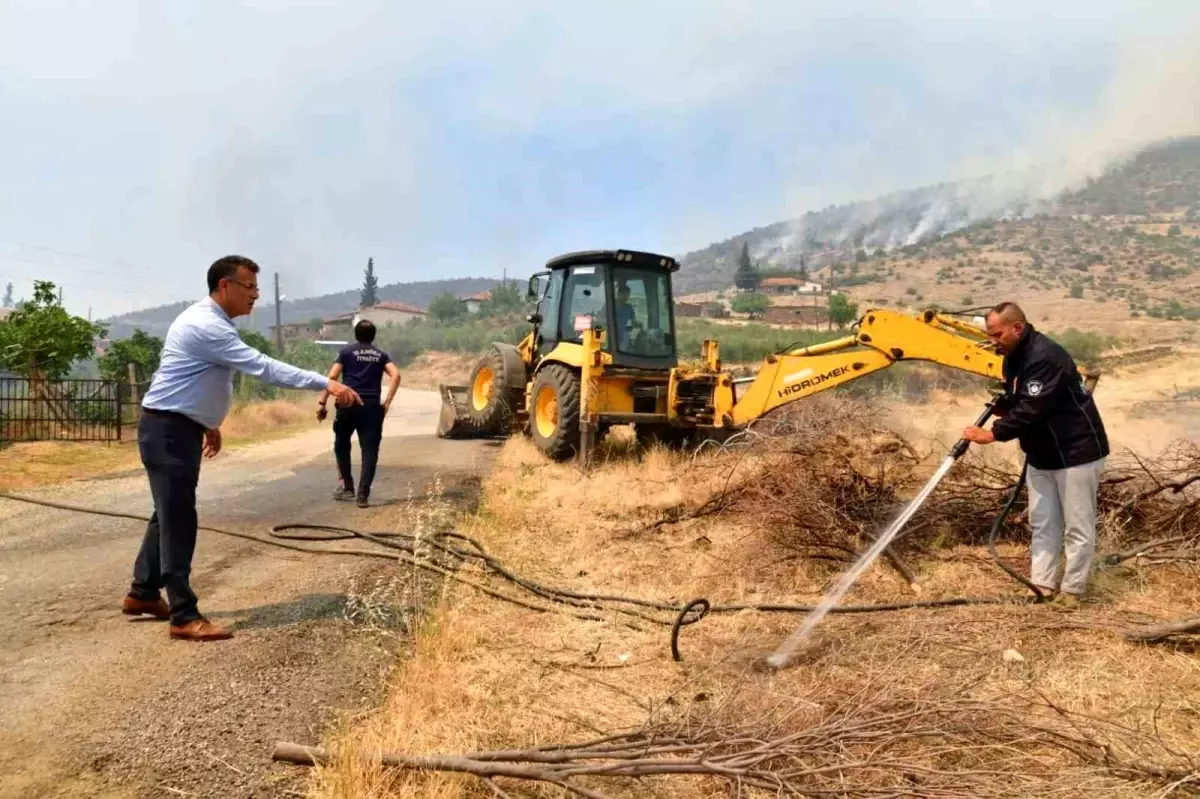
[226,278,260,294]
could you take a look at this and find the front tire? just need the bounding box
[529,365,581,461]
[467,346,515,435]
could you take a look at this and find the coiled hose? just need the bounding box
[0,484,1040,663]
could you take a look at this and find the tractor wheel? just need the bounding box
[467,346,515,435]
[529,365,581,461]
[636,423,693,451]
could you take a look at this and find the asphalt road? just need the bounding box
[0,389,496,798]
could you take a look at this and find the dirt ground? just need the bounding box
[0,389,496,798]
[314,355,1200,798]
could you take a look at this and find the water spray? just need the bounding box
[764,398,1000,670]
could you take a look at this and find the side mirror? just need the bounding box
[527,276,541,301]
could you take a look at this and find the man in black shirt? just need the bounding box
[962,302,1109,606]
[317,320,401,507]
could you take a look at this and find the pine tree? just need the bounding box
[733,241,760,291]
[360,257,379,308]
[2,283,12,308]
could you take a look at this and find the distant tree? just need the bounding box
[733,241,760,291]
[429,292,467,324]
[480,280,524,317]
[855,248,868,263]
[1168,224,1182,237]
[0,281,104,379]
[239,328,274,356]
[233,329,276,398]
[98,329,162,385]
[827,293,858,330]
[730,292,769,318]
[2,282,12,308]
[308,316,324,332]
[360,257,379,308]
[1070,282,1085,299]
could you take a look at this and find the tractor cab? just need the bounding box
[527,250,679,371]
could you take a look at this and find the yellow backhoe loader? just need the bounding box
[436,248,1076,464]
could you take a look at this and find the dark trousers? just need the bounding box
[129,411,205,625]
[334,402,384,498]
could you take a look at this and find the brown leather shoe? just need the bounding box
[169,618,234,641]
[122,595,170,620]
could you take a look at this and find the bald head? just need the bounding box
[984,301,1027,355]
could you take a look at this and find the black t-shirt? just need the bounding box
[336,342,391,402]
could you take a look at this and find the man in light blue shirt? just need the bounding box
[123,255,362,642]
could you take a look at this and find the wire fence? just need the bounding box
[0,377,126,443]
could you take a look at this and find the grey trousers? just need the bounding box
[1026,457,1105,595]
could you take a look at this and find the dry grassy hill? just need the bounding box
[824,214,1200,340]
[677,136,1200,343]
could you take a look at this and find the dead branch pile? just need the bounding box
[671,398,1200,575]
[280,673,1195,797]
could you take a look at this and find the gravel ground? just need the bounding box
[0,389,496,798]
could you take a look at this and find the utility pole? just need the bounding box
[274,272,284,353]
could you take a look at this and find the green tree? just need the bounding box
[733,241,760,291]
[98,329,162,385]
[827,292,859,329]
[233,329,276,399]
[361,257,379,307]
[238,328,274,356]
[0,281,104,378]
[2,283,12,308]
[480,281,524,317]
[429,292,467,324]
[1168,224,1182,237]
[730,292,769,318]
[1070,282,1084,299]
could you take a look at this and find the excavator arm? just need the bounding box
[721,308,1004,426]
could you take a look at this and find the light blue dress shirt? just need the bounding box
[141,298,328,429]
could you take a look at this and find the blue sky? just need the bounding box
[0,1,1196,319]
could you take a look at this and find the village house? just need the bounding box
[763,304,829,327]
[461,290,492,314]
[758,277,824,297]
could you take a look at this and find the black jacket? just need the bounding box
[990,325,1109,470]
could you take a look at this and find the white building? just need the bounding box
[354,301,428,327]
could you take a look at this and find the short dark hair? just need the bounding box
[207,255,260,293]
[354,319,377,343]
[986,301,1026,324]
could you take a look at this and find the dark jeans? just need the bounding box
[129,410,205,626]
[333,402,384,498]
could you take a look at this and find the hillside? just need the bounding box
[673,138,1200,284]
[675,137,1200,338]
[100,276,499,339]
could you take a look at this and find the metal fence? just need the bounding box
[0,377,124,443]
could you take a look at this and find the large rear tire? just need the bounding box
[467,346,516,435]
[529,365,581,461]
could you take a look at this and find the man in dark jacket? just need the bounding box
[962,302,1109,607]
[317,320,401,507]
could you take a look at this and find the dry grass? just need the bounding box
[313,398,1200,798]
[398,353,479,390]
[0,397,315,492]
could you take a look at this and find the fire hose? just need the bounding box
[0,397,1038,664]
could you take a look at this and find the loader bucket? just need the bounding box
[436,384,478,438]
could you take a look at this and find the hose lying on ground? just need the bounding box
[0,489,1038,658]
